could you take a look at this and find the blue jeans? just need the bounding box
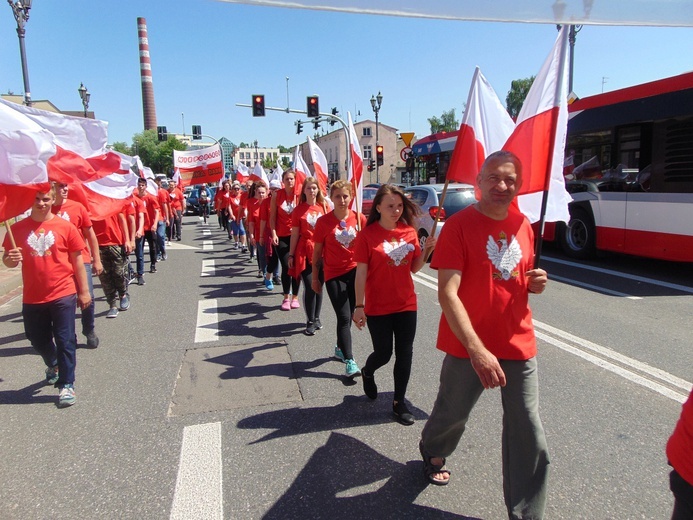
[135,232,157,275]
[23,294,77,387]
[156,221,166,256]
[80,263,95,335]
[230,219,245,236]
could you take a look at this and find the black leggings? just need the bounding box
[268,236,299,296]
[364,311,417,402]
[325,269,356,360]
[300,264,324,324]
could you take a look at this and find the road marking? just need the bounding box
[201,259,215,277]
[170,422,223,520]
[412,272,438,291]
[550,274,642,299]
[203,229,212,236]
[535,320,691,403]
[543,256,693,295]
[195,299,218,342]
[203,240,214,251]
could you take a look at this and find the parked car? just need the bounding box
[361,187,378,217]
[404,183,476,254]
[185,186,199,215]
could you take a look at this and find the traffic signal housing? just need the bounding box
[192,125,202,140]
[376,145,384,166]
[296,121,303,134]
[307,96,319,118]
[157,126,167,142]
[330,107,338,126]
[367,159,375,172]
[252,95,265,117]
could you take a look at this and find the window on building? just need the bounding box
[260,152,265,159]
[363,145,372,160]
[363,127,372,137]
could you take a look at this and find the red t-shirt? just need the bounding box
[430,206,536,360]
[290,202,328,277]
[273,189,298,237]
[353,221,421,316]
[228,194,243,222]
[667,391,693,486]
[312,210,366,281]
[258,198,271,241]
[246,197,263,242]
[157,188,170,220]
[135,191,160,230]
[3,215,85,304]
[93,199,131,246]
[52,199,93,263]
[168,188,184,212]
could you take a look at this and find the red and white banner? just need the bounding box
[293,146,309,196]
[72,171,139,221]
[347,112,364,214]
[307,136,329,195]
[173,144,224,187]
[249,161,269,185]
[235,162,248,184]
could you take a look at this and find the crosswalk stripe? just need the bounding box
[201,259,215,277]
[195,299,218,343]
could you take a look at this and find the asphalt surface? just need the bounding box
[0,214,690,519]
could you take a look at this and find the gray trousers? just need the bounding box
[421,355,549,520]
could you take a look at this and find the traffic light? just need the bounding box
[313,118,320,130]
[252,95,265,117]
[157,126,167,142]
[307,95,319,118]
[192,125,202,140]
[367,160,374,172]
[376,145,384,166]
[330,107,338,126]
[296,120,303,134]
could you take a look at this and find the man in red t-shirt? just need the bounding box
[134,178,160,281]
[419,151,550,519]
[167,182,184,241]
[2,185,91,408]
[155,177,170,260]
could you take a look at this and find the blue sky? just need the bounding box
[1,0,691,150]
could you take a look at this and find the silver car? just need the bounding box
[404,183,476,251]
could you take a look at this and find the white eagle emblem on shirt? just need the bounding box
[57,211,70,222]
[27,229,55,257]
[383,238,415,266]
[334,226,357,247]
[280,200,294,215]
[306,212,320,228]
[486,231,522,280]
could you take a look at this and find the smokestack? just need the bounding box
[137,17,157,131]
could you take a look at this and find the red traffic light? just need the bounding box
[307,95,319,117]
[252,94,265,117]
[376,145,384,166]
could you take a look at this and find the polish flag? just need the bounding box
[235,162,248,184]
[292,145,309,196]
[347,112,364,213]
[172,168,183,189]
[505,26,572,224]
[275,158,284,180]
[307,136,329,195]
[0,98,120,185]
[446,67,515,185]
[72,170,139,221]
[249,162,269,185]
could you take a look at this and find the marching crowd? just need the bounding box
[2,151,691,519]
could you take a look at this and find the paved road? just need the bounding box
[0,215,690,519]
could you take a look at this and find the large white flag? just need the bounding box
[306,136,329,195]
[347,112,364,213]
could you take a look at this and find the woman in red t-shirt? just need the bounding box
[312,179,367,379]
[217,181,233,238]
[353,184,436,425]
[246,181,268,278]
[288,176,329,336]
[269,169,300,310]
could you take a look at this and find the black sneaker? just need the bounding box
[362,369,378,400]
[85,331,99,348]
[304,322,316,336]
[150,264,157,273]
[272,275,281,285]
[393,401,415,426]
[314,318,323,330]
[137,276,145,286]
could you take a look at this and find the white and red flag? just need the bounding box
[505,25,572,224]
[72,170,140,221]
[306,136,329,195]
[235,162,248,184]
[173,144,224,187]
[172,168,183,189]
[347,112,364,213]
[446,67,515,185]
[249,161,269,185]
[292,145,309,196]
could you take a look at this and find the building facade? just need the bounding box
[233,145,281,169]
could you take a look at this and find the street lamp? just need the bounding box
[7,0,33,106]
[254,140,259,163]
[370,91,383,183]
[78,82,90,118]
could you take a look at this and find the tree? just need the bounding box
[506,76,535,119]
[277,145,291,154]
[239,142,249,149]
[262,156,275,170]
[427,108,459,134]
[131,129,187,175]
[111,141,132,155]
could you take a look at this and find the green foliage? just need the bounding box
[428,108,459,134]
[506,76,535,119]
[281,157,291,169]
[238,142,249,149]
[131,130,187,175]
[111,141,132,155]
[262,156,276,169]
[277,145,291,154]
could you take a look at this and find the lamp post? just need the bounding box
[78,82,90,118]
[370,91,383,183]
[8,0,32,106]
[254,140,259,164]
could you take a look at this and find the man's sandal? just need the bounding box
[419,439,451,486]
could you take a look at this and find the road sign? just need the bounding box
[400,146,412,161]
[400,132,415,147]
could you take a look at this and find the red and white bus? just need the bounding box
[553,71,693,262]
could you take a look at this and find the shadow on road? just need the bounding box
[0,380,55,405]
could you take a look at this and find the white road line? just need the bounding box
[170,422,223,520]
[203,240,213,251]
[203,229,212,236]
[550,274,642,300]
[195,299,218,343]
[543,256,693,295]
[201,259,215,277]
[412,273,438,291]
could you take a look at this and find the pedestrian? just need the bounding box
[218,180,233,238]
[51,183,103,348]
[167,181,184,241]
[2,185,91,407]
[312,179,366,378]
[198,184,211,223]
[154,177,170,260]
[259,180,282,290]
[418,151,550,520]
[667,389,693,519]
[352,184,436,425]
[246,180,267,275]
[228,180,248,252]
[269,169,300,310]
[288,176,329,336]
[92,199,134,317]
[133,178,160,280]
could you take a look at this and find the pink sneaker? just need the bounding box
[291,299,300,309]
[281,298,291,311]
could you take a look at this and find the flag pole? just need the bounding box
[4,220,17,249]
[423,180,449,262]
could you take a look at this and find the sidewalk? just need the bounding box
[0,225,23,301]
